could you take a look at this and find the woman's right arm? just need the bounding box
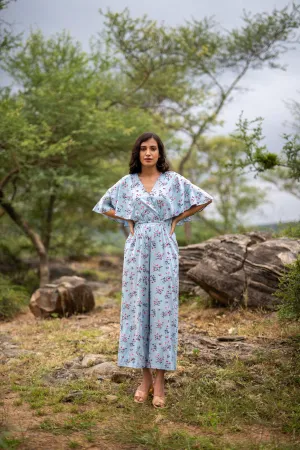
[102,210,135,235]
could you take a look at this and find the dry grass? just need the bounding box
[1,261,300,449]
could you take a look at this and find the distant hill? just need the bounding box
[254,221,299,233]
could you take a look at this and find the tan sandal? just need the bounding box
[152,380,166,408]
[134,384,154,403]
[152,395,166,408]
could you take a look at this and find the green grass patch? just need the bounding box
[0,432,23,450]
[0,274,30,320]
[166,347,300,435]
[39,410,103,435]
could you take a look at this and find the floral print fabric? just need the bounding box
[92,170,213,370]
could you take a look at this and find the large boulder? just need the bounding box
[179,232,300,309]
[29,276,95,318]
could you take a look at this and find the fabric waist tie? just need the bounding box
[134,221,173,234]
[135,221,166,225]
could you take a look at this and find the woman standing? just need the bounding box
[93,132,213,408]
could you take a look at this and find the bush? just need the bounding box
[0,274,29,320]
[274,255,300,320]
[279,221,300,239]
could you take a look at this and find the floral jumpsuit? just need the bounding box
[92,170,213,370]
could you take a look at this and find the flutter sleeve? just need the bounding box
[170,173,214,227]
[92,175,133,227]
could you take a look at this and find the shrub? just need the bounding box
[279,222,300,239]
[274,255,300,320]
[0,274,29,320]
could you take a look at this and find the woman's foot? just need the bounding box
[152,376,166,408]
[153,378,165,397]
[134,370,154,403]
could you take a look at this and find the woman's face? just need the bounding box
[139,137,160,168]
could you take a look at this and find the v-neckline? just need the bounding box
[136,172,163,194]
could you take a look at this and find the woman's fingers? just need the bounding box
[169,220,176,235]
[128,219,135,235]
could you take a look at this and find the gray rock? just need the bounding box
[111,372,133,383]
[179,232,300,308]
[61,390,84,402]
[29,276,95,318]
[81,353,108,368]
[105,394,118,403]
[85,361,118,375]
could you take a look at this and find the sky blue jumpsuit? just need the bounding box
[92,170,213,371]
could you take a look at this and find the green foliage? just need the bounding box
[0,236,39,291]
[260,166,300,200]
[22,269,40,294]
[0,29,158,268]
[0,0,21,63]
[255,150,279,170]
[194,136,266,233]
[1,3,300,272]
[0,273,29,320]
[232,114,300,181]
[76,269,101,281]
[0,431,23,450]
[235,91,300,199]
[274,255,300,320]
[101,4,300,169]
[282,133,300,181]
[278,222,300,239]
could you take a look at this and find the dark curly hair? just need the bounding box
[129,132,170,174]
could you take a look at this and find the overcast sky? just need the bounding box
[2,0,300,225]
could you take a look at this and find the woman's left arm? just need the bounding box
[170,200,212,233]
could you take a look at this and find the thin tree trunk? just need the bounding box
[0,194,49,287]
[43,192,56,252]
[184,221,192,243]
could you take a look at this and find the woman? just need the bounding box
[92,132,213,408]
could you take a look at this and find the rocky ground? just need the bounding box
[1,256,299,449]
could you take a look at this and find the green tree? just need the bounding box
[100,4,300,237]
[0,30,156,285]
[257,95,300,199]
[100,4,300,174]
[197,136,266,233]
[232,108,300,320]
[0,0,20,62]
[232,113,300,182]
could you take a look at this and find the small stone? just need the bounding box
[111,372,132,383]
[228,327,237,335]
[81,354,107,368]
[105,394,118,403]
[86,362,118,375]
[61,390,84,402]
[72,363,82,369]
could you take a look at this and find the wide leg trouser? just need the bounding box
[117,220,179,371]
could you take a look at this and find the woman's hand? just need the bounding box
[128,219,135,235]
[170,218,178,235]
